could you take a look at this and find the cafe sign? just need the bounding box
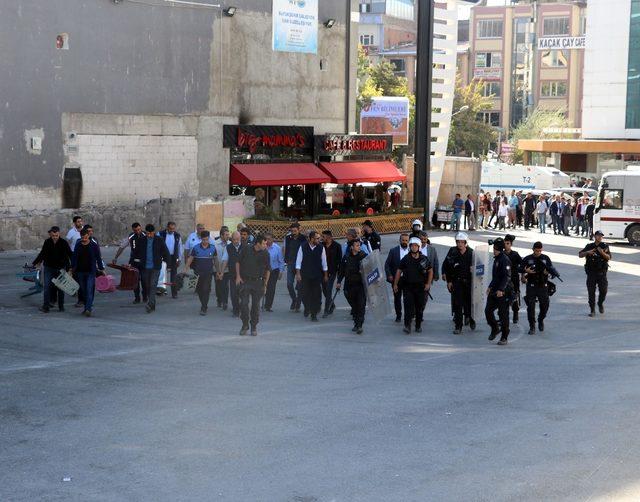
[537,36,586,50]
[315,134,393,157]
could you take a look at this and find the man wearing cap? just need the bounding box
[284,222,306,312]
[393,237,433,334]
[442,232,475,334]
[385,233,410,322]
[503,234,523,324]
[579,231,611,317]
[486,238,514,345]
[520,241,560,335]
[361,220,381,251]
[32,226,73,313]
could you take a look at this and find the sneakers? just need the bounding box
[469,318,476,331]
[453,328,462,335]
[395,315,402,323]
[310,314,318,322]
[351,325,358,332]
[322,312,329,318]
[464,316,470,326]
[303,310,309,318]
[356,327,363,335]
[415,326,422,333]
[82,310,92,317]
[513,311,519,324]
[497,338,508,346]
[528,327,535,335]
[598,304,605,314]
[488,328,500,341]
[199,307,207,316]
[588,310,596,318]
[39,306,50,313]
[239,325,249,336]
[251,329,258,336]
[74,302,84,308]
[290,300,296,311]
[403,325,411,334]
[223,303,228,311]
[133,299,141,304]
[538,319,544,332]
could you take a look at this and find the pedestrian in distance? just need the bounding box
[321,230,342,317]
[295,230,329,322]
[464,194,477,231]
[112,222,147,304]
[264,232,284,312]
[578,230,611,317]
[503,234,523,324]
[32,226,72,313]
[158,221,184,299]
[451,193,464,231]
[66,215,83,250]
[385,233,410,323]
[520,241,561,335]
[361,219,382,251]
[336,239,368,334]
[236,234,271,336]
[536,195,549,233]
[71,228,105,317]
[185,230,217,316]
[139,224,171,314]
[485,238,514,346]
[442,232,475,334]
[393,237,433,334]
[226,231,243,317]
[284,222,306,312]
[213,227,230,310]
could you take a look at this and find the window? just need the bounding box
[483,82,501,97]
[601,189,623,210]
[580,13,587,35]
[390,58,406,76]
[541,50,568,68]
[360,34,375,46]
[386,0,415,21]
[477,112,500,126]
[543,17,570,36]
[541,81,567,98]
[477,19,503,39]
[627,0,640,128]
[475,52,502,68]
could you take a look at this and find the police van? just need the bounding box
[593,166,640,245]
[480,161,570,193]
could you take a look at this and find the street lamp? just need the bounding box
[451,105,470,117]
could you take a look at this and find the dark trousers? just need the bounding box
[131,262,147,301]
[452,279,472,329]
[403,282,426,328]
[229,273,240,315]
[264,269,280,309]
[141,269,161,310]
[344,281,366,327]
[485,294,511,339]
[76,271,96,312]
[215,272,230,307]
[392,283,403,318]
[525,284,550,327]
[286,265,301,304]
[586,271,608,309]
[43,267,64,309]
[524,211,534,230]
[240,279,264,328]
[74,270,84,304]
[301,277,322,316]
[167,257,179,297]
[195,271,214,309]
[512,282,521,316]
[322,273,337,313]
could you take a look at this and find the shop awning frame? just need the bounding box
[230,163,331,187]
[318,161,406,184]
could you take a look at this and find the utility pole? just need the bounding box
[413,0,434,226]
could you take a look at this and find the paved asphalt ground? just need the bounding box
[2,227,640,502]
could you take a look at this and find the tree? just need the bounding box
[447,76,497,157]
[509,107,571,163]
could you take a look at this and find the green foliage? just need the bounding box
[509,107,571,163]
[447,76,497,157]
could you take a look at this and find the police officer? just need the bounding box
[578,230,611,317]
[520,241,560,335]
[335,239,368,334]
[485,238,514,346]
[503,234,523,324]
[361,220,381,251]
[236,234,271,336]
[442,232,475,334]
[393,237,433,334]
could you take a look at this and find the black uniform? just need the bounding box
[398,252,432,330]
[504,249,523,322]
[337,250,367,329]
[485,252,514,341]
[580,241,611,312]
[442,246,474,330]
[520,253,559,331]
[362,230,382,251]
[238,245,271,331]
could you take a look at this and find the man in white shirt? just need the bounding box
[184,223,205,263]
[66,216,83,250]
[536,195,549,234]
[295,231,328,321]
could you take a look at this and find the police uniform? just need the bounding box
[486,240,514,344]
[398,247,432,333]
[442,244,474,332]
[337,248,368,333]
[503,235,523,323]
[520,246,559,334]
[580,236,611,315]
[190,242,217,314]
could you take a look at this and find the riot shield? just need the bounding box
[361,250,392,323]
[472,244,490,322]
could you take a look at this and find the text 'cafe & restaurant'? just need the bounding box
[224,125,406,219]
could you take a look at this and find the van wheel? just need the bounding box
[627,224,640,245]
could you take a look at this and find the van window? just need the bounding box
[601,189,623,210]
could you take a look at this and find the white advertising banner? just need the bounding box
[272,0,318,54]
[537,36,586,50]
[360,96,410,145]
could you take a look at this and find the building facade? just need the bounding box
[467,1,586,133]
[0,0,359,249]
[358,0,417,52]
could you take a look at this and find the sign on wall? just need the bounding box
[473,67,502,80]
[537,36,586,50]
[360,97,410,146]
[315,134,394,157]
[272,0,318,54]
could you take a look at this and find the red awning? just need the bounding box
[230,163,331,187]
[319,161,406,184]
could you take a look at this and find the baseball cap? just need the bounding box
[594,230,604,237]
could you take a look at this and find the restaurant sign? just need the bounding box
[315,134,393,157]
[223,125,314,155]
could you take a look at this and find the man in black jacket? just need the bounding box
[295,231,328,322]
[32,226,72,313]
[321,230,342,317]
[112,222,146,303]
[284,222,306,311]
[158,221,183,299]
[486,238,514,345]
[139,224,171,313]
[579,231,611,317]
[336,239,368,334]
[523,193,536,230]
[520,241,560,334]
[361,220,381,251]
[442,232,475,334]
[503,234,523,324]
[385,233,410,322]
